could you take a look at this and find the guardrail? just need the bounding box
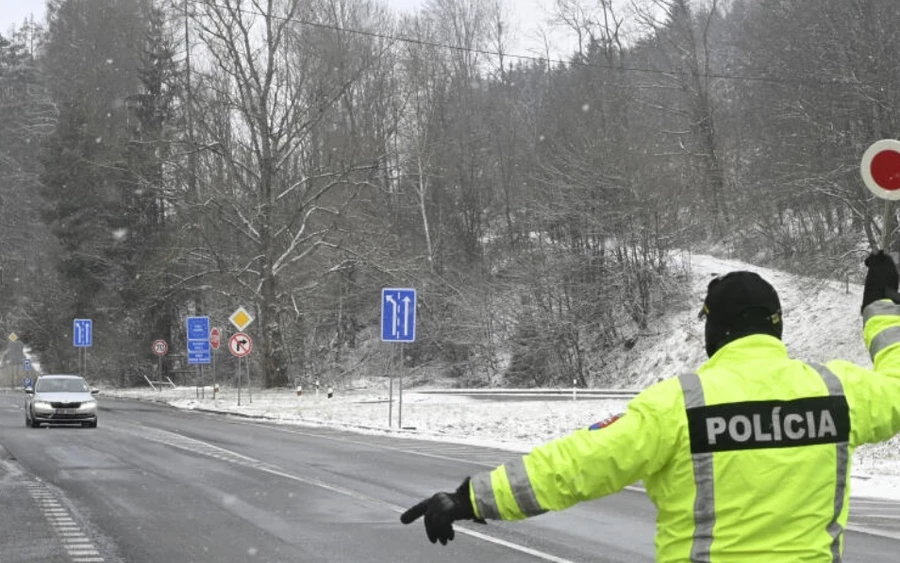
[415,388,641,399]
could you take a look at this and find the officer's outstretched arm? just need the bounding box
[466,383,677,521]
[831,298,900,445]
[863,299,900,376]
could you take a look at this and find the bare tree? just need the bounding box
[189,0,383,386]
[632,0,728,234]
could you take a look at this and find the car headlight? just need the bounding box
[80,400,97,411]
[33,401,52,410]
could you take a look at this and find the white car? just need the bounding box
[25,375,99,428]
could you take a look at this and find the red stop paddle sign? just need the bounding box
[861,139,900,200]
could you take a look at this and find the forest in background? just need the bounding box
[0,0,896,389]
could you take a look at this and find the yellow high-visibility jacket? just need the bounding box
[469,299,900,562]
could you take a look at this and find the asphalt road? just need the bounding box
[0,391,896,562]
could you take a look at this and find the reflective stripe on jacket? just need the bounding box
[468,298,900,562]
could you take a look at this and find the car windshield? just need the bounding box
[36,378,88,393]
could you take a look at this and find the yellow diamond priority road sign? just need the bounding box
[229,307,254,331]
[8,333,17,342]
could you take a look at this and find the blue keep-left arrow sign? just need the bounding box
[381,288,416,342]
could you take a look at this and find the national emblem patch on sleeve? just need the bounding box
[588,413,624,430]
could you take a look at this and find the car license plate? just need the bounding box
[58,409,74,415]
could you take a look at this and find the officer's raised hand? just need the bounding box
[863,250,900,312]
[400,478,480,545]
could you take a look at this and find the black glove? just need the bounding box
[863,250,900,312]
[400,478,481,545]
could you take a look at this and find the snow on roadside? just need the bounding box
[108,253,900,500]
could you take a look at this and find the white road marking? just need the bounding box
[25,480,105,562]
[118,424,580,563]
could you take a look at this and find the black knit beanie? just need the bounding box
[699,271,783,358]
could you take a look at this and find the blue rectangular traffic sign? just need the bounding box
[186,316,211,364]
[186,317,210,340]
[381,288,416,342]
[188,350,211,364]
[188,341,210,353]
[73,319,93,347]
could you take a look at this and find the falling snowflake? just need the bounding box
[112,228,128,241]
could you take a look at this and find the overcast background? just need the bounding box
[0,0,578,55]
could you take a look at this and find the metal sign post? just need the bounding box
[229,332,252,406]
[186,317,211,397]
[73,319,92,377]
[381,288,416,429]
[152,339,168,392]
[210,327,221,397]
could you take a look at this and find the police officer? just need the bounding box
[401,252,900,562]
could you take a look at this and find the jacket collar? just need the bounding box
[702,334,788,369]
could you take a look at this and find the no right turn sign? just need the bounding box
[229,332,253,357]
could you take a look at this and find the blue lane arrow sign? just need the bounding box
[381,288,416,342]
[74,319,93,347]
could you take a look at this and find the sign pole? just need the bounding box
[237,357,242,406]
[212,347,217,398]
[381,288,416,429]
[398,343,403,429]
[247,359,252,404]
[388,370,393,428]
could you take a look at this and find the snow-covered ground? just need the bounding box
[107,253,900,501]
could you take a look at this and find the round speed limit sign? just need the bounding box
[152,339,168,357]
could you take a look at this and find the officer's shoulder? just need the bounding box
[818,358,870,382]
[629,377,683,410]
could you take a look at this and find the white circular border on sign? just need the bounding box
[229,332,253,357]
[861,139,900,201]
[152,339,168,357]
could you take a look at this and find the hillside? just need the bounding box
[605,253,869,389]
